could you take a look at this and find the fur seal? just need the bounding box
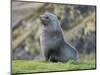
[40,12,79,62]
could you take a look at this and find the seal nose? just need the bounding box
[40,15,44,20]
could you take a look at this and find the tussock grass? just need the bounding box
[12,58,96,74]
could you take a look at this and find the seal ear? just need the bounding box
[57,16,61,20]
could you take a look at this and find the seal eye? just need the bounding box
[45,16,49,19]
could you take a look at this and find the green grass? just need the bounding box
[12,59,96,74]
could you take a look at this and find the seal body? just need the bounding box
[40,12,79,62]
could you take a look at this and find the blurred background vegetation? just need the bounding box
[12,1,96,61]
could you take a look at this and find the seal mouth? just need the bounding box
[40,15,49,25]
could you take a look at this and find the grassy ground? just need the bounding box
[12,58,96,74]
